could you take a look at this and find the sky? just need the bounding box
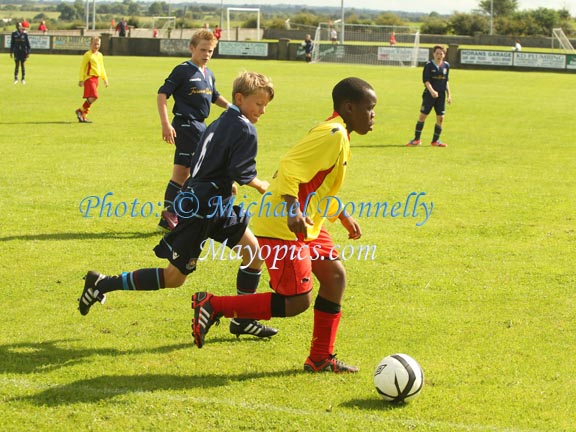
[195,0,575,14]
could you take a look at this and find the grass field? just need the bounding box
[0,54,574,431]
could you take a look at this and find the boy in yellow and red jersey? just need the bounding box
[191,77,377,373]
[76,36,108,123]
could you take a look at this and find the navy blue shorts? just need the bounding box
[153,205,249,275]
[420,91,446,116]
[172,117,206,167]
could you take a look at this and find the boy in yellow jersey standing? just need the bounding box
[76,36,108,123]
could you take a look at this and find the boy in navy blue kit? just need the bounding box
[157,29,230,231]
[407,45,452,148]
[10,22,31,84]
[79,72,278,339]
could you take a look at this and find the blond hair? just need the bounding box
[232,72,274,101]
[190,29,217,47]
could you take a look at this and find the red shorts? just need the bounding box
[83,76,99,99]
[257,227,339,297]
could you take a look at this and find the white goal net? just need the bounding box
[312,23,427,67]
[552,28,575,53]
[152,17,176,38]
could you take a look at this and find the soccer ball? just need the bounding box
[374,353,424,403]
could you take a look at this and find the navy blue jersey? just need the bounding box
[10,30,30,59]
[158,61,220,121]
[184,106,258,209]
[304,39,313,54]
[422,60,449,93]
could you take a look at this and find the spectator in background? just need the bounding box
[389,31,396,46]
[153,28,159,38]
[513,39,522,51]
[21,19,30,31]
[303,34,313,63]
[116,18,127,37]
[213,25,222,40]
[330,27,338,45]
[38,20,48,33]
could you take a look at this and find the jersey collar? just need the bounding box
[325,112,350,140]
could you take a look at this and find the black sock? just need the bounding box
[433,124,442,142]
[236,266,261,295]
[164,180,182,213]
[314,295,341,314]
[97,268,165,293]
[415,121,424,140]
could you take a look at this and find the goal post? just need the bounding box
[152,16,176,37]
[226,7,261,41]
[552,28,575,53]
[311,23,427,67]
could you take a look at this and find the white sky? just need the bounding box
[197,0,575,14]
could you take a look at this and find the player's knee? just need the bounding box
[284,291,312,317]
[164,264,187,287]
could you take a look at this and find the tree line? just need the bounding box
[1,0,573,36]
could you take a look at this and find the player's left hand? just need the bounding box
[340,214,362,240]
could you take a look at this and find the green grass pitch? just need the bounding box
[0,54,574,431]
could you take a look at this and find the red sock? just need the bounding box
[82,101,91,116]
[309,309,341,362]
[211,292,272,320]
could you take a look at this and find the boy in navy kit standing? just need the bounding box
[157,29,230,232]
[79,72,278,340]
[10,22,31,84]
[407,45,452,148]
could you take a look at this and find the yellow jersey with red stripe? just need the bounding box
[252,114,350,241]
[79,50,108,82]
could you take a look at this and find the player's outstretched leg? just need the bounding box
[304,354,359,373]
[191,292,222,348]
[78,271,107,315]
[229,318,278,338]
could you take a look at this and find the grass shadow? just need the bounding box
[0,231,160,242]
[14,369,301,406]
[0,339,190,375]
[340,397,409,411]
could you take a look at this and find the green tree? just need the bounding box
[529,8,560,34]
[127,2,140,16]
[479,0,518,17]
[148,1,169,16]
[57,3,79,21]
[449,12,489,36]
[374,12,404,26]
[420,17,449,35]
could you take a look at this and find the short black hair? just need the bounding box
[332,77,374,111]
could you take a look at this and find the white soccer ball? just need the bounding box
[374,353,424,403]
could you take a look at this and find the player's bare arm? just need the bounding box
[157,93,176,144]
[247,177,269,194]
[339,213,362,240]
[214,95,231,109]
[425,81,438,98]
[283,194,313,237]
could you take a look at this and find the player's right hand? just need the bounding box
[287,212,313,239]
[162,124,176,144]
